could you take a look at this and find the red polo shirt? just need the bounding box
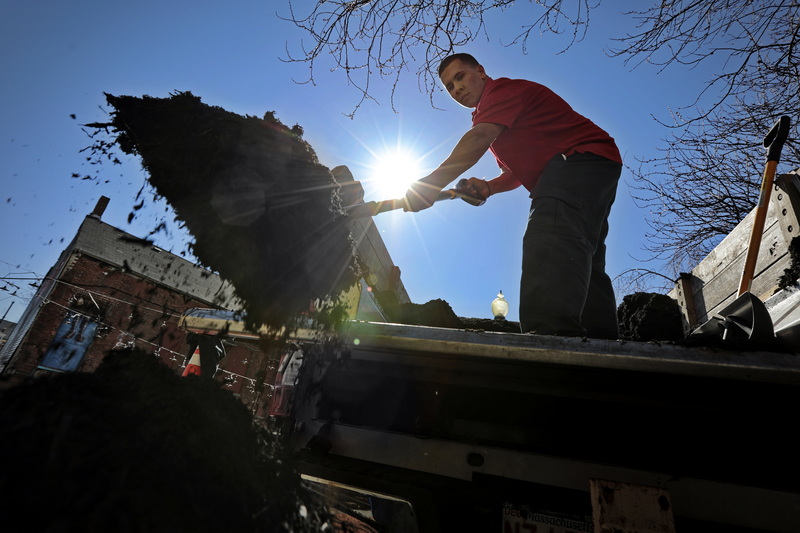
[472,77,621,191]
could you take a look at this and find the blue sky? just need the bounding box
[0,1,713,324]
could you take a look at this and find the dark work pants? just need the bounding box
[519,153,621,338]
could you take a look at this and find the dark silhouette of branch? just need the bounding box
[280,0,596,115]
[613,267,676,295]
[608,1,799,125]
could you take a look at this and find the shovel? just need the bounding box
[738,116,792,296]
[691,116,791,342]
[345,187,485,218]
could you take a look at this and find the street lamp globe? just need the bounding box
[491,291,509,320]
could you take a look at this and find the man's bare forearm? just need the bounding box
[423,122,505,188]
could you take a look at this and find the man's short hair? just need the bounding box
[438,53,480,77]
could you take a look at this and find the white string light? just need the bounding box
[40,297,272,390]
[9,260,280,401]
[44,297,186,360]
[32,275,192,321]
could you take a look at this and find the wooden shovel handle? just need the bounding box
[345,188,484,218]
[737,116,791,296]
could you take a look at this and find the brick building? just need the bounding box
[0,197,272,417]
[0,185,409,419]
[0,319,15,349]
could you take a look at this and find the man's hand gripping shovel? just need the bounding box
[691,116,791,344]
[344,183,485,219]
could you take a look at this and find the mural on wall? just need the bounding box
[40,313,99,372]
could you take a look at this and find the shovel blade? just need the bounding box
[690,292,775,342]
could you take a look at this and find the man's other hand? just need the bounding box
[456,177,491,202]
[404,178,443,212]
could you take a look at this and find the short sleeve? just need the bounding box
[472,80,530,129]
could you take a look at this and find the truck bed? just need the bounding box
[286,321,800,532]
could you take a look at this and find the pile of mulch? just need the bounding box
[376,292,692,339]
[373,291,521,332]
[617,292,685,342]
[92,92,359,331]
[458,316,521,333]
[778,235,800,290]
[0,349,326,532]
[381,298,462,329]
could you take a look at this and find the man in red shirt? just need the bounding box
[405,53,622,338]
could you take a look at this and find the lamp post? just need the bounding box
[491,291,509,320]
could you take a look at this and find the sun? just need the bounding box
[367,148,427,200]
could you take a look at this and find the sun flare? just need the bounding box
[368,148,427,200]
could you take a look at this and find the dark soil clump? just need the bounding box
[0,349,324,532]
[96,92,359,331]
[459,316,521,332]
[382,298,463,328]
[617,292,685,341]
[778,235,800,291]
[373,291,521,331]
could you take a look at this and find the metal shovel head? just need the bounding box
[691,292,775,342]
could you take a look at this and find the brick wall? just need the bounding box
[1,252,279,419]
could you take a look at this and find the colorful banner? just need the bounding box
[40,313,98,372]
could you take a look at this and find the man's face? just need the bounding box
[440,59,488,109]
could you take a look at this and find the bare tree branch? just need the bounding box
[614,1,799,277]
[279,0,597,115]
[609,1,800,123]
[613,267,676,296]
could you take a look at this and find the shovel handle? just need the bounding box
[345,188,484,218]
[737,116,792,296]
